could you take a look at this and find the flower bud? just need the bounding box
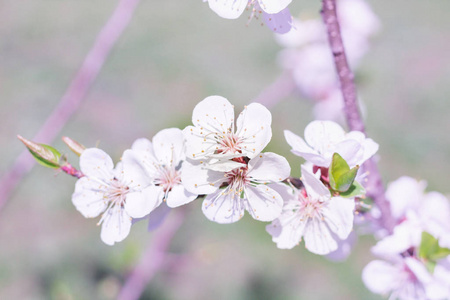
[17,135,61,169]
[62,136,86,156]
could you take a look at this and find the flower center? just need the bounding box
[298,191,324,220]
[105,178,129,207]
[217,132,243,155]
[225,167,249,196]
[155,165,181,192]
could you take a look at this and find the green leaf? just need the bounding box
[424,260,436,274]
[329,153,359,192]
[419,231,450,262]
[18,135,61,169]
[339,181,366,198]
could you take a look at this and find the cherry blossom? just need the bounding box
[122,128,198,209]
[284,120,378,168]
[206,0,293,33]
[183,96,272,170]
[72,148,156,245]
[182,152,290,224]
[266,165,355,255]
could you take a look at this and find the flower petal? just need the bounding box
[152,128,185,166]
[192,95,235,134]
[183,125,216,160]
[301,164,331,199]
[131,138,154,154]
[166,184,198,208]
[124,186,163,219]
[236,103,272,159]
[100,208,132,246]
[362,260,399,295]
[208,0,248,19]
[121,149,153,188]
[266,214,306,249]
[202,189,244,224]
[322,196,355,239]
[245,185,283,221]
[304,121,345,156]
[72,177,108,218]
[80,148,114,180]
[284,130,327,166]
[304,218,338,255]
[181,160,226,195]
[248,152,290,183]
[258,0,292,14]
[262,8,293,34]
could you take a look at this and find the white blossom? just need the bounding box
[284,120,378,168]
[183,96,272,170]
[122,128,198,209]
[266,165,355,255]
[72,148,156,245]
[182,152,290,224]
[207,0,291,20]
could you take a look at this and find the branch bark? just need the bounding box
[117,208,186,300]
[0,0,141,212]
[321,0,395,232]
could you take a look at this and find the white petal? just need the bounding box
[204,159,246,172]
[165,185,198,208]
[192,95,235,134]
[245,185,283,221]
[100,208,132,246]
[202,189,244,224]
[284,129,320,160]
[208,0,248,19]
[386,176,426,219]
[322,196,355,239]
[304,121,345,156]
[236,103,272,159]
[79,148,114,180]
[268,182,295,205]
[183,125,216,160]
[248,152,290,183]
[124,186,163,219]
[326,231,356,261]
[301,164,331,199]
[258,0,292,14]
[121,149,153,188]
[181,160,226,195]
[372,220,422,257]
[131,138,154,154]
[304,218,338,255]
[266,215,305,249]
[72,177,108,218]
[333,139,362,167]
[362,260,399,295]
[152,128,185,165]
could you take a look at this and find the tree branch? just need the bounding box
[0,0,141,212]
[321,0,395,232]
[117,208,186,300]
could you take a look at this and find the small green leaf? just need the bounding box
[419,231,450,262]
[18,135,61,169]
[424,260,436,274]
[339,181,366,198]
[329,153,359,192]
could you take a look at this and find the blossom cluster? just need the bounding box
[276,0,380,122]
[68,97,378,255]
[363,177,450,299]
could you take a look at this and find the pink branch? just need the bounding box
[321,0,395,232]
[0,0,141,212]
[254,71,296,108]
[117,208,186,300]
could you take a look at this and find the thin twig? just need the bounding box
[0,0,141,212]
[321,0,395,232]
[117,208,186,300]
[254,71,296,108]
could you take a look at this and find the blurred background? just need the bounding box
[1,0,450,299]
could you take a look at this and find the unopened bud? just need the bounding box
[62,136,86,156]
[17,135,61,169]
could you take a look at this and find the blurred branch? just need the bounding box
[0,0,141,212]
[321,0,395,232]
[254,71,296,108]
[117,208,186,300]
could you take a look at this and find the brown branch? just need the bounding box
[321,0,395,232]
[117,208,186,300]
[0,0,141,212]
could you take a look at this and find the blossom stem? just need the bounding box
[0,0,141,212]
[60,163,84,179]
[321,0,395,232]
[117,208,187,300]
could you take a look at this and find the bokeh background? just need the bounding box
[1,0,450,299]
